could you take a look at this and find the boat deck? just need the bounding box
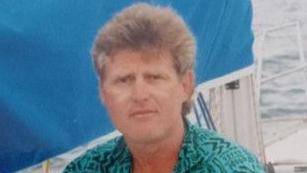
[262,117,307,173]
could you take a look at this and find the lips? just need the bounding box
[130,110,157,117]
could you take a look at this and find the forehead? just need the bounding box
[107,49,174,68]
[99,48,181,83]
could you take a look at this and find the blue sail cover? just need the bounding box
[0,0,253,172]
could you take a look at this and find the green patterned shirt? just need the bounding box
[63,122,265,172]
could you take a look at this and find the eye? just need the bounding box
[116,75,134,84]
[147,74,163,81]
[119,77,128,83]
[153,75,162,79]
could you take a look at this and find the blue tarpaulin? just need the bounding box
[0,0,253,172]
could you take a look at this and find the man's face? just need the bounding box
[100,49,193,144]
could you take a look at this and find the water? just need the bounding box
[261,53,307,118]
[253,1,307,171]
[253,0,307,119]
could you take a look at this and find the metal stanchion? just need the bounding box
[42,160,50,173]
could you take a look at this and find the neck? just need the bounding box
[126,121,185,173]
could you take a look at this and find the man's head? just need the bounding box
[92,3,196,143]
[92,3,196,116]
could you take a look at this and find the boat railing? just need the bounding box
[255,21,307,172]
[255,20,307,104]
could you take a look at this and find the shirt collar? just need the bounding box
[112,137,132,167]
[112,120,204,172]
[173,120,204,172]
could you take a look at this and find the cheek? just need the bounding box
[153,85,185,111]
[101,89,130,117]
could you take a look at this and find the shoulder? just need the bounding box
[189,125,265,172]
[63,137,122,173]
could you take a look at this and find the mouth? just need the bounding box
[130,110,158,118]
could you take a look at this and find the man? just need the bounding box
[64,3,265,173]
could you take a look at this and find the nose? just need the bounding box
[131,78,149,103]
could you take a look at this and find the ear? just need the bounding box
[98,81,106,104]
[181,70,195,99]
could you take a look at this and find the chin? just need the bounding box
[125,128,167,144]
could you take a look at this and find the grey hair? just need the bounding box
[92,3,196,116]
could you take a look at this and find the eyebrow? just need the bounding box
[113,73,135,80]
